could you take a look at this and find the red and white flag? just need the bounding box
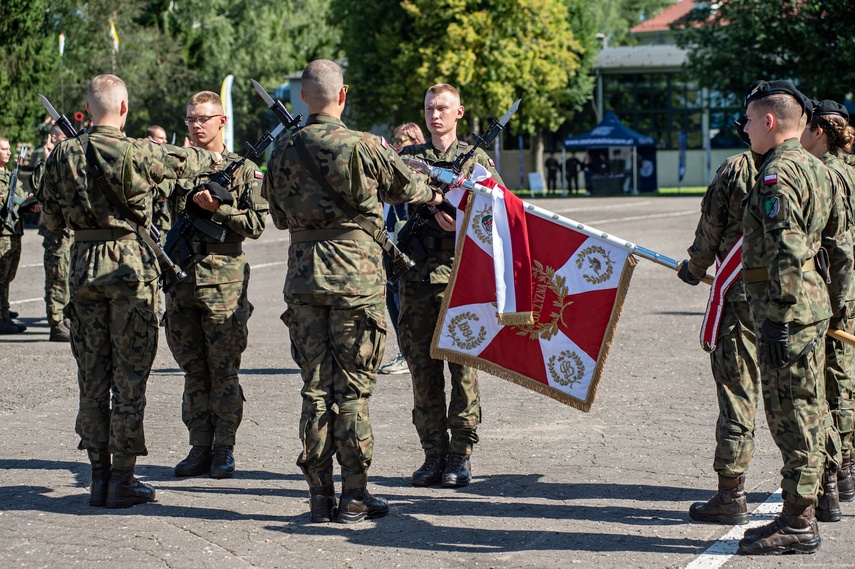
[434,171,635,411]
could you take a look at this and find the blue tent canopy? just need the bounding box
[563,111,654,148]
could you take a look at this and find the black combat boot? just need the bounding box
[336,488,390,524]
[174,445,212,477]
[210,445,235,479]
[49,321,71,342]
[441,453,471,488]
[738,502,820,555]
[105,470,156,509]
[837,453,854,502]
[816,469,841,522]
[309,485,337,523]
[689,474,749,525]
[0,317,23,334]
[89,451,111,507]
[412,454,446,487]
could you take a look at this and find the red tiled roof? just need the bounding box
[630,0,694,33]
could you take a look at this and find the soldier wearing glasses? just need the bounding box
[167,91,267,480]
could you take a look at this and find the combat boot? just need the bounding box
[336,488,390,524]
[49,321,70,342]
[738,502,820,555]
[174,445,212,477]
[441,453,471,488]
[837,453,854,502]
[689,474,749,525]
[105,470,156,509]
[309,485,337,523]
[412,454,446,487]
[0,318,23,334]
[210,445,235,479]
[89,451,111,507]
[816,469,841,522]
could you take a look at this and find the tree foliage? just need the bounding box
[588,0,674,47]
[676,0,855,103]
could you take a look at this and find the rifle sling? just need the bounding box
[293,134,396,255]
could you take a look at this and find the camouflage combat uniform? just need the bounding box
[31,160,72,327]
[0,166,25,319]
[742,138,836,506]
[41,125,219,464]
[687,150,760,478]
[397,140,502,458]
[164,152,267,447]
[261,114,434,491]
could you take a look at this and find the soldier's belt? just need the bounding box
[73,228,135,242]
[188,241,243,255]
[289,229,372,243]
[742,258,816,284]
[421,235,456,250]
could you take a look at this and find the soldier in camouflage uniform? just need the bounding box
[261,59,441,524]
[800,99,855,516]
[166,91,267,479]
[398,84,504,488]
[31,124,73,342]
[0,137,27,334]
[41,74,223,509]
[737,80,836,555]
[678,117,760,526]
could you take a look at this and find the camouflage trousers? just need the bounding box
[41,227,71,326]
[710,300,760,477]
[165,273,251,447]
[282,292,386,490]
[756,319,837,505]
[399,280,480,457]
[825,317,855,456]
[65,279,158,457]
[0,235,22,317]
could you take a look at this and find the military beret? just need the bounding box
[813,99,849,122]
[745,80,813,121]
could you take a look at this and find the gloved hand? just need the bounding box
[760,318,789,369]
[199,182,234,206]
[677,259,702,286]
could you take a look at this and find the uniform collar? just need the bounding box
[85,125,125,136]
[306,114,345,128]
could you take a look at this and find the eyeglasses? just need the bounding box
[183,115,223,126]
[342,84,349,94]
[390,136,411,145]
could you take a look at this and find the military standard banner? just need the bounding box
[432,172,635,411]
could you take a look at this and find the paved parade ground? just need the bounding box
[2,194,852,568]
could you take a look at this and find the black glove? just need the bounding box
[677,259,702,286]
[760,318,789,369]
[200,182,235,206]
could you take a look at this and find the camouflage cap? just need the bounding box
[745,80,812,121]
[813,99,849,122]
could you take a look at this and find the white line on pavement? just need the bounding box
[10,297,42,306]
[250,261,286,270]
[19,262,44,269]
[587,210,698,225]
[553,201,652,214]
[683,490,782,569]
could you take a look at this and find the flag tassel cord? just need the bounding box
[456,179,855,348]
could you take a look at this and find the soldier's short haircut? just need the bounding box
[145,125,166,138]
[187,91,224,113]
[49,123,64,136]
[87,74,128,118]
[751,94,803,131]
[426,84,461,104]
[0,137,8,145]
[302,59,344,108]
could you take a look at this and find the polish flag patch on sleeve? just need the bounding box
[255,170,264,179]
[763,173,778,185]
[379,136,389,150]
[488,158,496,167]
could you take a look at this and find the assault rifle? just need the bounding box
[3,146,31,232]
[38,93,188,289]
[391,99,521,281]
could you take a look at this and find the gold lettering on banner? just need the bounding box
[472,204,493,245]
[548,351,586,388]
[448,311,487,351]
[512,260,573,341]
[575,245,614,285]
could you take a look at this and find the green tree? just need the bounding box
[589,0,674,47]
[677,0,855,103]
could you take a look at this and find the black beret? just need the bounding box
[745,80,813,121]
[814,99,849,122]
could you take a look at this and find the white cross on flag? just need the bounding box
[431,168,636,411]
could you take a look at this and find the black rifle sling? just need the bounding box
[293,133,397,256]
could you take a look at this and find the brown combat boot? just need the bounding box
[309,485,337,523]
[336,488,389,524]
[838,453,854,502]
[738,502,820,555]
[89,450,111,507]
[689,474,749,525]
[816,469,841,522]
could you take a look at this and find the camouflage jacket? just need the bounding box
[41,125,220,286]
[687,150,758,302]
[0,166,25,237]
[398,139,503,284]
[823,152,855,317]
[168,149,267,286]
[262,114,435,299]
[742,138,832,325]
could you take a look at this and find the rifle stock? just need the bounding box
[3,146,29,232]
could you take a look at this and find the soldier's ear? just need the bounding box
[456,105,465,120]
